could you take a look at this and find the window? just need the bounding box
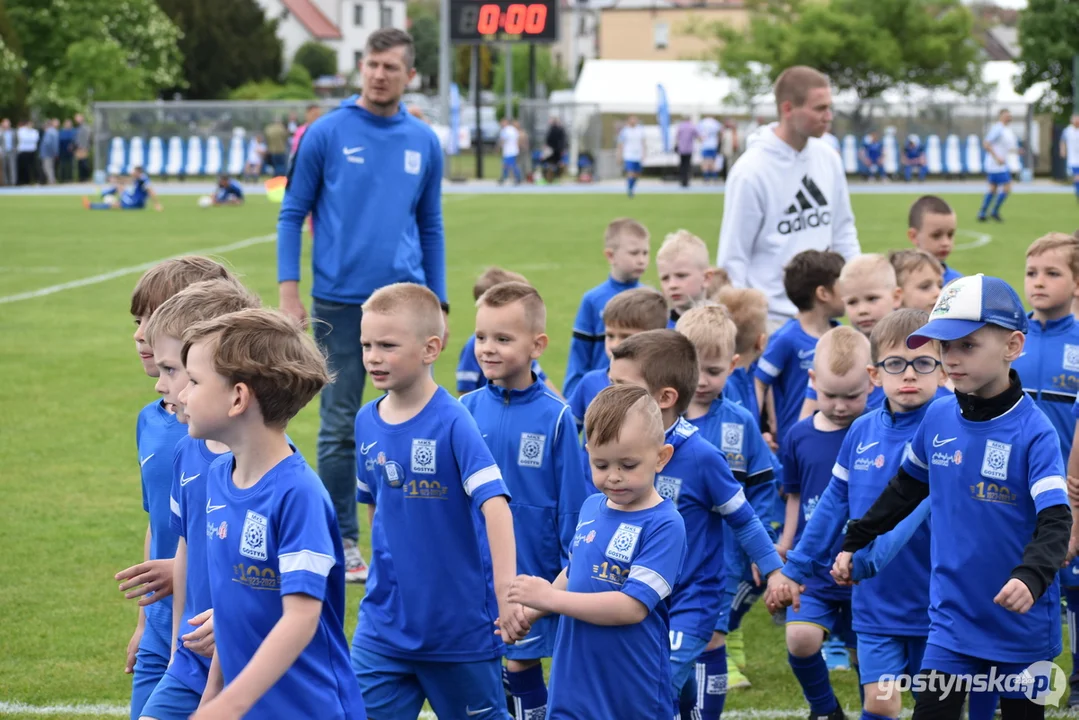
[653,22,669,49]
[354,50,364,70]
[353,3,364,25]
[380,6,393,28]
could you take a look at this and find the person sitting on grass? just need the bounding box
[84,166,162,211]
[212,175,244,206]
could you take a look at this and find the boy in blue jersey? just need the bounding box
[114,256,236,720]
[137,279,261,720]
[859,132,884,181]
[775,326,872,720]
[609,329,788,720]
[771,310,947,720]
[460,282,591,720]
[507,384,688,720]
[178,308,364,720]
[838,274,1072,720]
[456,267,556,397]
[755,250,846,447]
[211,175,244,206]
[677,306,779,693]
[84,167,163,211]
[907,196,961,286]
[563,218,650,397]
[716,287,770,418]
[657,229,714,327]
[566,287,669,432]
[890,249,944,315]
[352,283,520,720]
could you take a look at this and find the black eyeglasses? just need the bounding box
[875,356,942,375]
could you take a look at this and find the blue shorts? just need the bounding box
[701,149,718,159]
[139,671,201,720]
[920,644,1050,700]
[131,621,171,720]
[987,170,1011,185]
[502,156,518,167]
[624,161,642,174]
[504,614,556,661]
[1059,558,1079,588]
[857,633,927,685]
[669,632,710,698]
[786,593,856,648]
[351,644,508,720]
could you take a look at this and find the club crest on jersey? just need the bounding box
[981,440,1011,481]
[239,510,268,561]
[518,432,546,468]
[404,150,422,175]
[605,522,642,563]
[721,423,744,455]
[411,438,436,475]
[1064,344,1079,373]
[655,475,682,505]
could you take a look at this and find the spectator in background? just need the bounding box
[40,119,59,185]
[543,116,567,182]
[286,111,299,136]
[59,119,76,183]
[860,130,885,181]
[74,113,91,182]
[515,119,530,178]
[16,120,39,185]
[244,133,266,182]
[721,119,738,180]
[290,103,324,159]
[675,116,699,188]
[0,119,12,186]
[901,136,927,182]
[264,117,288,176]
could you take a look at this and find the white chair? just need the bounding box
[126,137,146,174]
[165,137,184,176]
[944,135,962,176]
[106,137,126,175]
[184,137,204,176]
[227,135,245,176]
[882,129,899,175]
[925,135,943,175]
[146,137,165,176]
[841,135,858,174]
[965,134,983,175]
[204,136,223,176]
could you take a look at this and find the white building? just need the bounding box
[256,0,408,76]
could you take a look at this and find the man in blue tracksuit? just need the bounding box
[276,27,446,584]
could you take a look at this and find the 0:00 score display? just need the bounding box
[452,0,558,42]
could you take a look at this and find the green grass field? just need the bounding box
[1,190,1077,718]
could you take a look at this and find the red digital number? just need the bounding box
[478,4,500,34]
[504,4,527,33]
[524,4,547,33]
[476,2,547,35]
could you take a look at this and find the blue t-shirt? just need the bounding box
[658,418,782,640]
[123,175,151,208]
[862,139,883,163]
[563,276,640,397]
[546,494,686,720]
[460,379,592,583]
[214,180,244,203]
[455,334,548,394]
[942,265,962,286]
[136,399,188,639]
[904,143,924,161]
[903,394,1067,662]
[205,452,364,719]
[780,415,852,602]
[1013,314,1079,461]
[167,436,228,693]
[354,387,510,661]
[755,319,836,443]
[724,367,758,417]
[687,397,776,517]
[567,368,611,432]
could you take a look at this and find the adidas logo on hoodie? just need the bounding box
[777,176,831,235]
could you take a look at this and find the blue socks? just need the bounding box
[88,202,113,210]
[991,191,1008,215]
[1066,586,1079,672]
[506,664,547,720]
[861,711,893,720]
[789,652,839,716]
[968,690,999,720]
[696,646,728,720]
[1073,180,1079,199]
[978,191,995,217]
[678,674,697,720]
[627,176,638,196]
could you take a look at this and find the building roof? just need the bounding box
[281,0,342,40]
[984,25,1019,61]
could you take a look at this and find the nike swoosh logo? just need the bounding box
[514,635,542,645]
[140,454,155,467]
[575,519,595,530]
[1018,352,1027,358]
[180,472,200,486]
[466,708,493,717]
[932,435,957,447]
[206,498,226,513]
[856,442,879,454]
[343,146,364,155]
[797,349,815,359]
[359,441,377,455]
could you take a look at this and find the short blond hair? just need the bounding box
[605,218,650,251]
[676,305,737,360]
[585,384,664,447]
[656,229,709,269]
[889,249,943,286]
[603,288,669,331]
[774,66,830,110]
[839,253,897,291]
[130,256,236,318]
[473,267,529,301]
[476,281,547,333]
[705,266,731,300]
[144,279,261,348]
[363,282,445,340]
[870,309,934,363]
[815,326,870,376]
[181,309,331,429]
[717,287,769,356]
[1027,232,1079,278]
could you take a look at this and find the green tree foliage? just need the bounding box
[293,41,337,79]
[1015,0,1079,121]
[0,0,27,118]
[492,44,571,96]
[409,13,440,87]
[158,0,283,100]
[230,63,316,101]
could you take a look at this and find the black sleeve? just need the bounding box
[842,467,929,553]
[1011,504,1072,601]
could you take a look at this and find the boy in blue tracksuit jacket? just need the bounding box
[461,281,592,719]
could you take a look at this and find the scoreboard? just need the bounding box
[448,0,560,43]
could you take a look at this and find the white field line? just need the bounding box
[0,234,275,306]
[953,229,993,251]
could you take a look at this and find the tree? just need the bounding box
[1015,0,1079,121]
[0,0,26,118]
[28,38,152,116]
[158,0,282,100]
[230,63,316,101]
[293,41,337,79]
[492,44,571,97]
[409,14,440,88]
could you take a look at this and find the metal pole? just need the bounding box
[474,45,484,179]
[529,44,537,100]
[505,42,513,120]
[438,0,451,179]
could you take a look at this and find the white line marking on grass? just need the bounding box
[0,234,275,306]
[953,229,993,251]
[0,266,63,273]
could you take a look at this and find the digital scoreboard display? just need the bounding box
[449,0,560,43]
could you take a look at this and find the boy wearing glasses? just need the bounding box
[770,309,949,720]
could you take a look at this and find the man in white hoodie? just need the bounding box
[717,66,860,330]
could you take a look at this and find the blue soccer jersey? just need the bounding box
[123,175,151,208]
[1013,313,1079,460]
[564,276,640,397]
[546,493,687,720]
[167,436,228,692]
[213,180,244,203]
[204,451,364,719]
[455,334,549,394]
[137,399,189,640]
[567,368,611,432]
[942,265,962,286]
[755,319,837,442]
[902,394,1068,662]
[724,367,758,417]
[659,418,782,640]
[354,387,511,661]
[781,415,852,602]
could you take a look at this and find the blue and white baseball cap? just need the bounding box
[907,274,1028,349]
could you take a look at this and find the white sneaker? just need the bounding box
[343,538,368,583]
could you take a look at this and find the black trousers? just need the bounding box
[678,153,692,187]
[16,151,35,185]
[912,674,1045,720]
